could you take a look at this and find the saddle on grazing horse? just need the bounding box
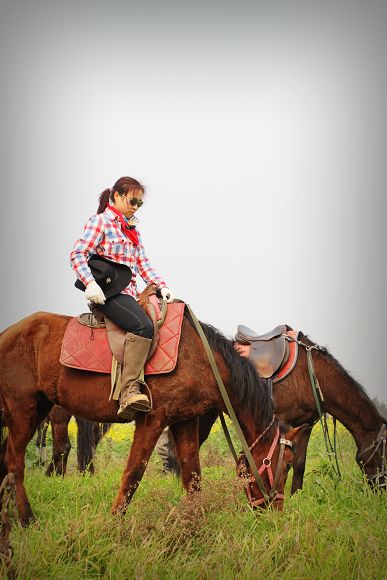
[234,324,299,383]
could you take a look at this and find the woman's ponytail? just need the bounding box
[97,188,113,214]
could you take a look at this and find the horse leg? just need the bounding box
[170,418,201,494]
[290,425,313,494]
[111,414,165,515]
[5,407,45,526]
[46,408,71,476]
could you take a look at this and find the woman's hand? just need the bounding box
[160,288,175,303]
[85,281,106,305]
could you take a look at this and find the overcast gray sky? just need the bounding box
[1,0,386,403]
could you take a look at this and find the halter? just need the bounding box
[357,423,387,486]
[238,420,293,507]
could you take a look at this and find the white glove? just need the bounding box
[160,287,175,303]
[85,281,106,305]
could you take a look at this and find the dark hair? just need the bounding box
[97,176,145,214]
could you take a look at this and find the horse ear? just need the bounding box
[284,424,311,447]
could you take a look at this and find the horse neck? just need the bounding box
[315,352,385,451]
[233,406,268,447]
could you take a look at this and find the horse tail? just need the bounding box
[99,422,112,439]
[76,419,111,473]
[76,418,96,473]
[167,429,181,477]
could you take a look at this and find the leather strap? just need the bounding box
[306,347,342,479]
[271,436,286,497]
[219,412,239,463]
[186,304,269,501]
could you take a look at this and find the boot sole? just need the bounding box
[116,407,136,421]
[121,394,151,412]
[129,401,151,412]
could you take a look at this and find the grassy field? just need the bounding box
[3,419,387,579]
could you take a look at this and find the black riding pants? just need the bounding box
[97,293,153,339]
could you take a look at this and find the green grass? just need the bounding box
[4,422,387,579]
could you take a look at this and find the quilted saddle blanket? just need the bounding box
[60,302,185,375]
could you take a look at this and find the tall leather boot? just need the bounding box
[117,332,152,420]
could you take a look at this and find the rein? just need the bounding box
[187,304,292,505]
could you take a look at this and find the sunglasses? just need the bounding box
[121,194,144,208]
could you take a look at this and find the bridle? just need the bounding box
[237,416,293,507]
[357,423,386,486]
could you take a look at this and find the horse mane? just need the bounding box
[188,315,273,427]
[301,332,377,404]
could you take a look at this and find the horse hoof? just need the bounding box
[111,499,128,517]
[20,513,36,527]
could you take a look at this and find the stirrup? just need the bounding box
[129,380,153,412]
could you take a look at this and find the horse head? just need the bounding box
[237,423,310,510]
[356,423,386,489]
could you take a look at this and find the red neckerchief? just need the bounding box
[107,205,139,246]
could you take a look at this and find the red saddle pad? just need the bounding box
[60,303,186,375]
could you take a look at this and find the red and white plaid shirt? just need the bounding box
[70,207,167,300]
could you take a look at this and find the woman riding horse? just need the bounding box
[70,176,174,419]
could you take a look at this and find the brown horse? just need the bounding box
[0,311,305,525]
[197,333,387,493]
[40,334,387,494]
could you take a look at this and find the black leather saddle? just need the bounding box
[235,324,291,379]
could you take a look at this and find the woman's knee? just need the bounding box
[128,307,154,338]
[138,317,153,339]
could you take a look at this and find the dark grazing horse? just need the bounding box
[198,333,386,493]
[0,311,304,525]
